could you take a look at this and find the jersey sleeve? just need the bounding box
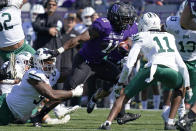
[92,17,112,37]
[165,16,180,34]
[27,69,47,82]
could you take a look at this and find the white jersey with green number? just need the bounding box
[165,16,196,61]
[0,6,25,48]
[125,31,189,87]
[6,68,60,122]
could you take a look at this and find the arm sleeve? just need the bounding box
[118,43,141,83]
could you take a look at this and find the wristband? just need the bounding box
[57,47,65,54]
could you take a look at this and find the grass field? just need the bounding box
[0,108,196,131]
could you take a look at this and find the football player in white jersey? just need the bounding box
[0,0,35,62]
[160,9,196,130]
[0,48,83,125]
[99,12,190,130]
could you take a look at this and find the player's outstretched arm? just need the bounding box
[27,78,83,101]
[49,30,91,57]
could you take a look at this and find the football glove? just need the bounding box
[48,47,65,57]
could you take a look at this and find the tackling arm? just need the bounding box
[27,78,73,101]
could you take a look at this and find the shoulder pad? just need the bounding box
[92,17,112,36]
[28,68,46,82]
[165,16,180,32]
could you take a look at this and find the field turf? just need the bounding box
[0,108,195,131]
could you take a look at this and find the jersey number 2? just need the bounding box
[0,13,13,31]
[153,36,174,53]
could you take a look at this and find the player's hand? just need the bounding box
[186,87,193,101]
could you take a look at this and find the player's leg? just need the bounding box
[141,88,148,109]
[161,87,172,123]
[99,67,152,129]
[87,60,120,113]
[155,65,184,130]
[152,82,160,110]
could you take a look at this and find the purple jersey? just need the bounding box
[79,17,135,64]
[188,0,196,16]
[107,23,138,63]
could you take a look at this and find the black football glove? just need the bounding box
[0,69,11,81]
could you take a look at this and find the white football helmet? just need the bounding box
[138,12,161,32]
[15,51,32,79]
[33,48,56,77]
[81,7,95,26]
[30,4,45,22]
[8,0,24,8]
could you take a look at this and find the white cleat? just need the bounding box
[44,115,70,125]
[71,84,84,97]
[54,105,80,119]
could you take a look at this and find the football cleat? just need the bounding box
[164,122,176,130]
[176,114,195,131]
[87,96,96,113]
[44,115,70,125]
[30,113,42,127]
[54,105,80,119]
[117,113,141,125]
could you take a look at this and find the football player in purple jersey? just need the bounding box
[30,2,141,126]
[181,0,196,30]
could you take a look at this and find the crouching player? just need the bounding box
[0,48,83,125]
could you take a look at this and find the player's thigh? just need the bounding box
[64,54,93,90]
[125,67,152,99]
[155,65,183,89]
[92,60,120,83]
[0,94,15,125]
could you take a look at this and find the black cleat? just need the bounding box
[87,97,96,113]
[117,113,141,125]
[30,115,42,127]
[176,114,195,131]
[164,122,176,130]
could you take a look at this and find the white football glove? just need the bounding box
[186,88,193,102]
